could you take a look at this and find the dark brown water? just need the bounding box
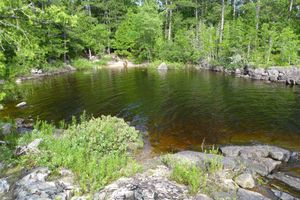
[1,68,300,152]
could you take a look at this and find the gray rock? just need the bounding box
[15,167,75,200]
[268,69,279,77]
[272,189,299,200]
[0,140,5,145]
[194,194,213,200]
[237,188,270,200]
[235,68,242,75]
[0,178,10,193]
[94,165,194,200]
[1,123,12,135]
[235,173,255,189]
[157,62,168,70]
[221,145,291,176]
[0,79,5,84]
[15,138,43,156]
[16,102,27,108]
[270,172,300,191]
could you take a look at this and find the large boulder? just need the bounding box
[234,173,255,189]
[157,62,168,70]
[286,67,300,85]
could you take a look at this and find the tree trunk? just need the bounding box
[63,30,67,64]
[168,1,173,41]
[289,0,294,12]
[195,0,199,45]
[87,1,92,60]
[256,0,260,30]
[232,0,236,19]
[219,0,225,44]
[165,0,169,39]
[267,37,272,64]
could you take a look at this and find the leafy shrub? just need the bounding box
[20,115,143,192]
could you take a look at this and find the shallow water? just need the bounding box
[2,68,300,152]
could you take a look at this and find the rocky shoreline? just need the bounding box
[0,142,299,200]
[15,65,76,84]
[196,65,300,86]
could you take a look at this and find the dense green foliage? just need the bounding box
[1,115,143,192]
[1,0,299,78]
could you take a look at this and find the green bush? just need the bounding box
[20,115,143,193]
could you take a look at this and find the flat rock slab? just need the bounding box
[237,188,270,200]
[270,172,300,191]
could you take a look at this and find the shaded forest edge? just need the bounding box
[0,0,299,79]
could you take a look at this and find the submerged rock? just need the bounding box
[0,178,10,193]
[16,102,27,108]
[234,173,255,189]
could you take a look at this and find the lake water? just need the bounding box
[2,68,300,152]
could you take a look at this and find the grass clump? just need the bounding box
[19,115,143,193]
[72,55,112,70]
[171,162,207,195]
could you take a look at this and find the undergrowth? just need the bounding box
[17,114,143,193]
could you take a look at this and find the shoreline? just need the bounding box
[196,65,300,86]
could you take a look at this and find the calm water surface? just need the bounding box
[2,68,300,152]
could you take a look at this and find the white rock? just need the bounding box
[235,173,255,189]
[157,62,168,70]
[0,178,10,193]
[16,102,27,108]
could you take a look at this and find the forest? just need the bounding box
[0,0,299,78]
